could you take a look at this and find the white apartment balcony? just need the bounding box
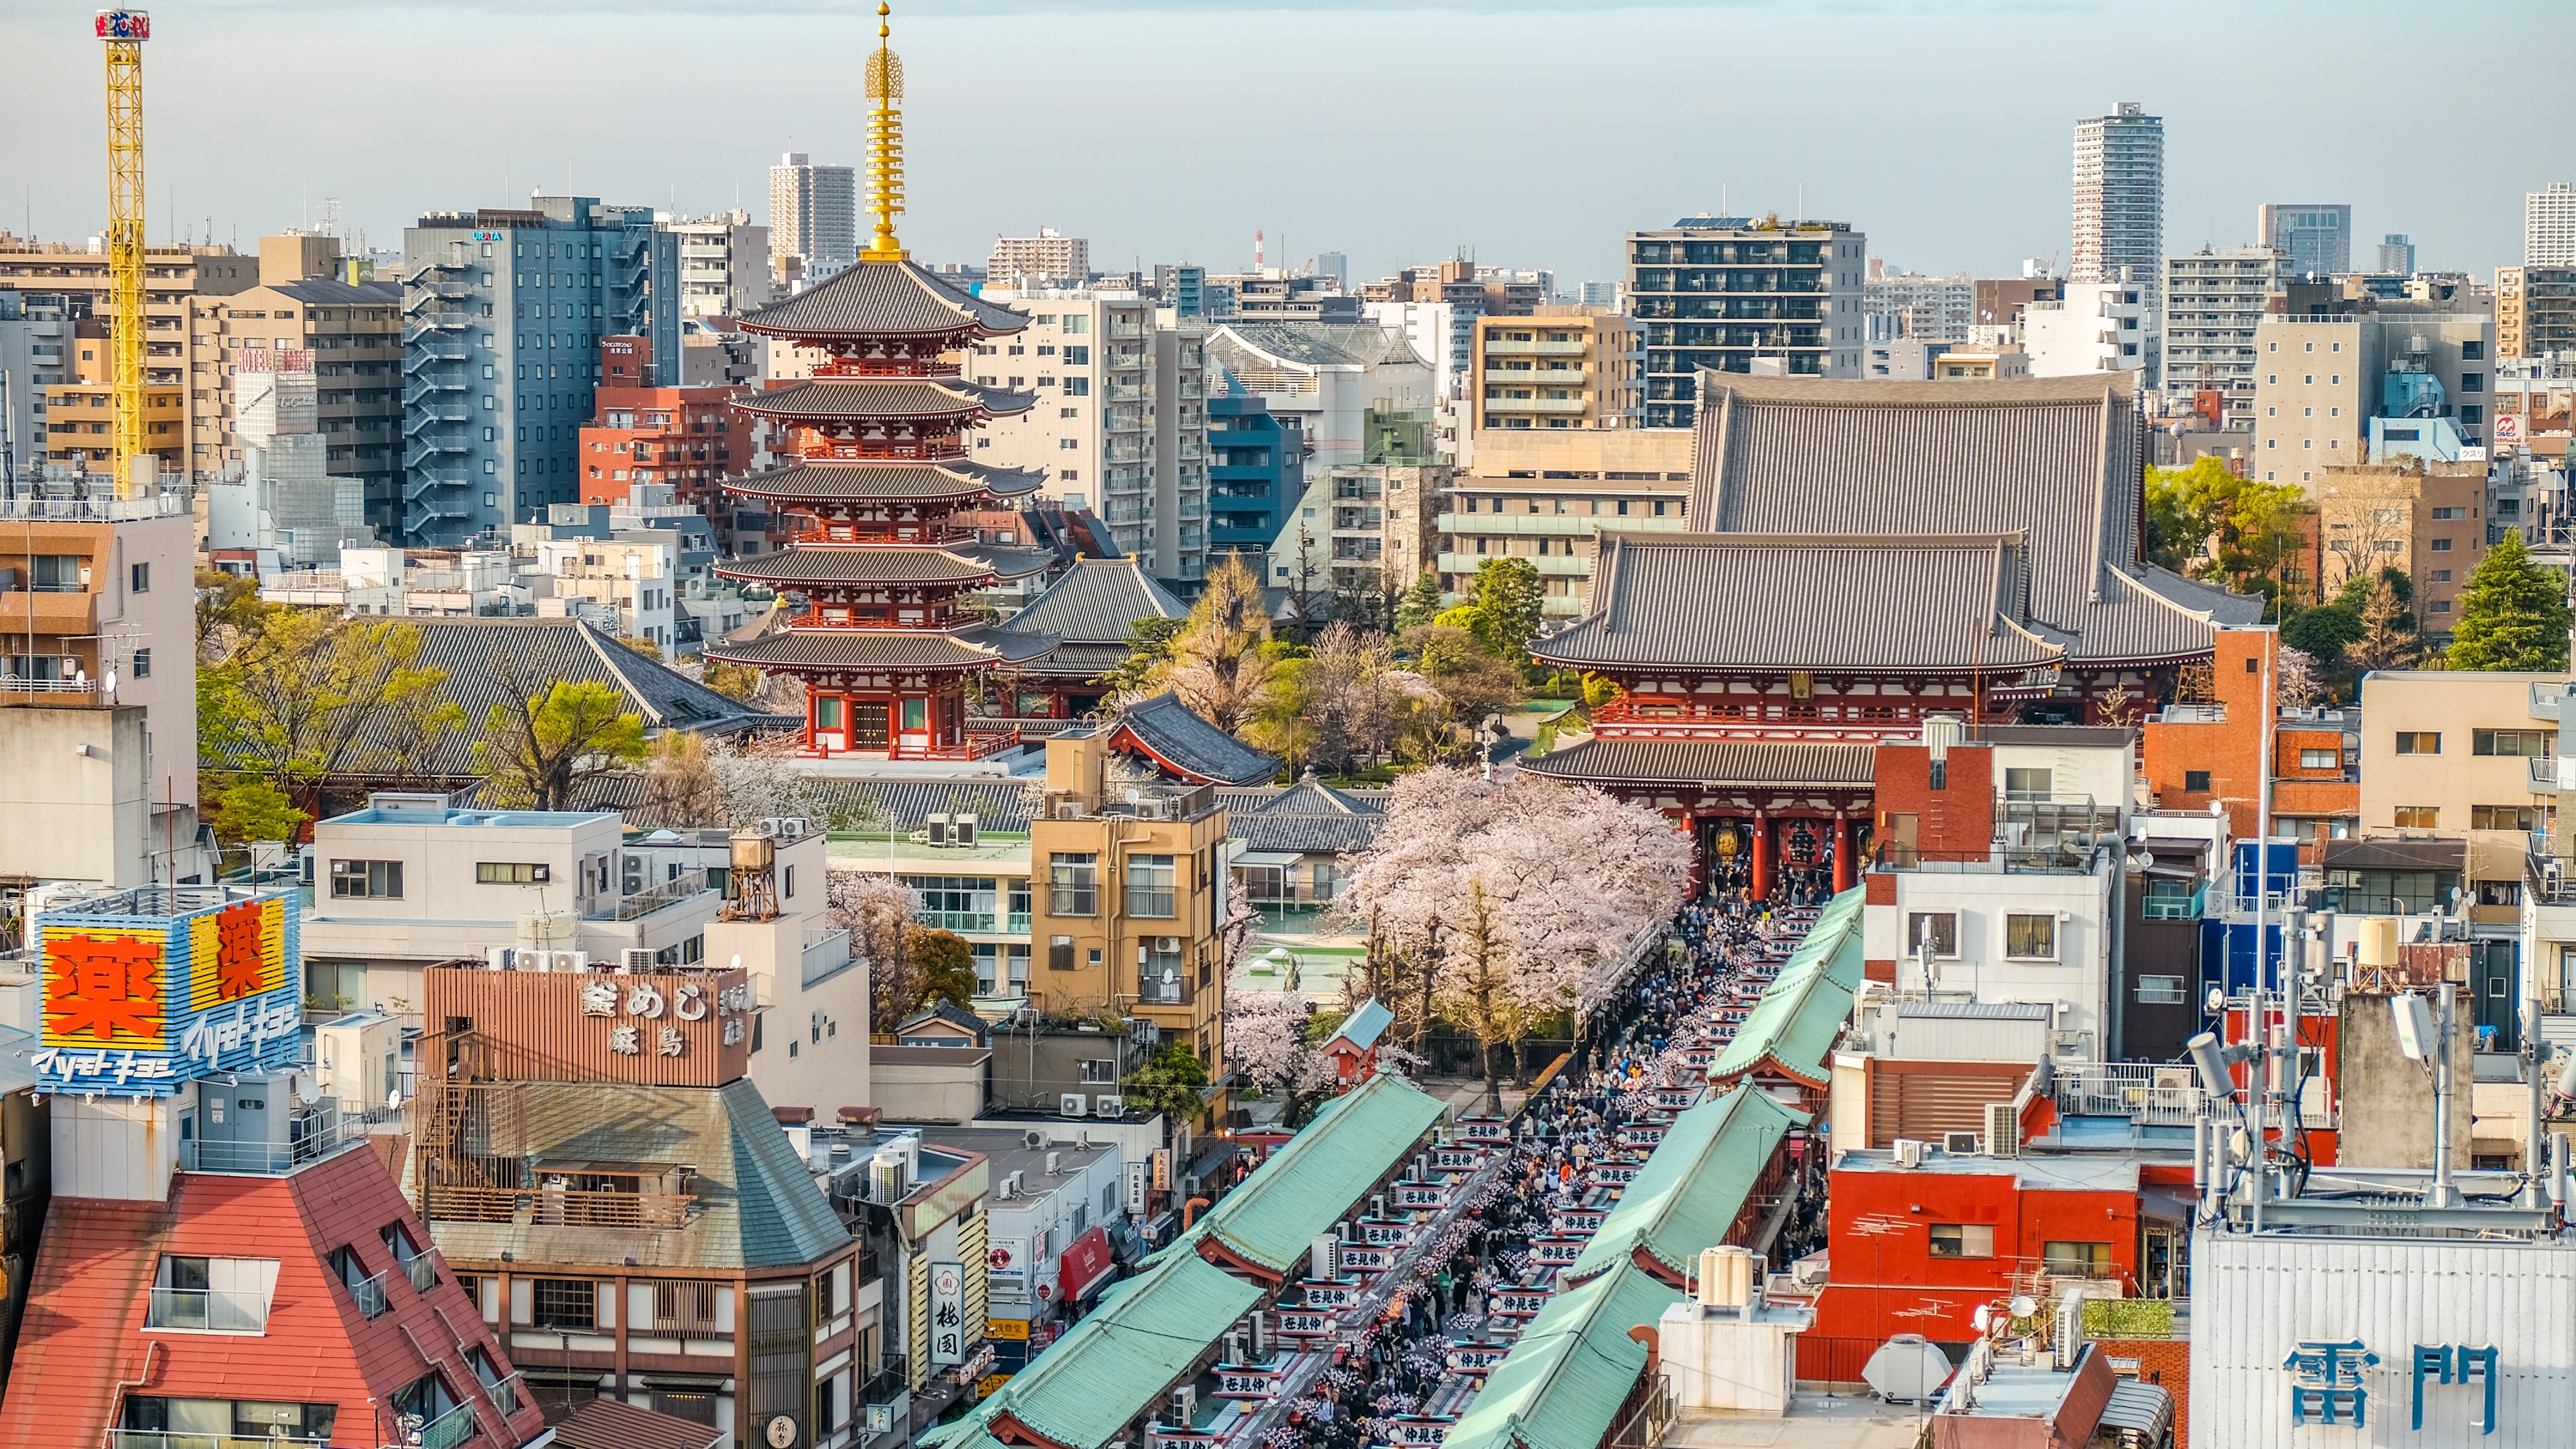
[1480,338,1587,356]
[1482,395,1589,414]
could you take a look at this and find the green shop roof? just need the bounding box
[1564,1085,1806,1287]
[928,1250,1261,1449]
[1195,1071,1446,1276]
[1709,888,1865,1088]
[1443,1261,1681,1449]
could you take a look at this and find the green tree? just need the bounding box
[1120,1045,1212,1125]
[1097,615,1188,704]
[2281,599,2361,660]
[1394,570,1445,631]
[194,567,269,643]
[2142,458,2310,615]
[907,926,981,1009]
[1441,558,1545,658]
[2447,530,2571,671]
[199,611,458,819]
[475,676,648,810]
[2344,576,2423,675]
[1153,552,1277,731]
[701,660,762,702]
[206,779,306,848]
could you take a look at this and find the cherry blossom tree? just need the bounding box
[1226,991,1330,1097]
[829,871,923,1033]
[1333,767,1691,1108]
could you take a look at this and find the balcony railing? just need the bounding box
[918,909,1000,934]
[344,1268,391,1319]
[415,1401,479,1449]
[483,1371,524,1419]
[421,1182,697,1230]
[180,1103,353,1175]
[2052,1063,2209,1126]
[106,1434,328,1449]
[145,1285,270,1333]
[402,1249,437,1294]
[598,868,710,922]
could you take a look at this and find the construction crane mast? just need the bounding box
[98,9,150,497]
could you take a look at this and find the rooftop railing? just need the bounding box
[144,1284,270,1333]
[597,868,710,922]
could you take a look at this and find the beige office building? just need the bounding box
[1470,307,1642,432]
[2498,266,2576,361]
[186,233,402,522]
[2307,462,2488,629]
[2358,670,2561,909]
[0,238,254,477]
[1436,427,1692,616]
[2251,299,2494,487]
[985,228,1090,288]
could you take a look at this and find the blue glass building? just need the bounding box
[1208,391,1301,566]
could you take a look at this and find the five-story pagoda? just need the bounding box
[710,3,1055,758]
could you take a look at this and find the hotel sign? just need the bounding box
[34,890,300,1097]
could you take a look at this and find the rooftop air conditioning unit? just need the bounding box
[1170,1386,1196,1424]
[1060,1094,1088,1118]
[620,948,655,971]
[554,950,588,973]
[775,818,806,840]
[925,814,951,846]
[1943,1131,1982,1156]
[1045,1150,1063,1175]
[485,946,514,971]
[1055,803,1084,821]
[1892,1138,1928,1169]
[1984,1101,2020,1158]
[954,814,979,846]
[1096,1095,1125,1119]
[1023,1129,1049,1150]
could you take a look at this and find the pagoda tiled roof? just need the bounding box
[1534,531,2064,675]
[999,557,1186,644]
[724,458,1047,502]
[737,377,1038,421]
[715,542,1054,587]
[1104,692,1281,786]
[1685,371,2250,666]
[707,622,1060,671]
[739,258,1029,341]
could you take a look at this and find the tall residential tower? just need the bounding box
[2071,103,2165,319]
[769,152,860,284]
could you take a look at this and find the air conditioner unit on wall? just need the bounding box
[1985,1100,2021,1157]
[621,948,654,970]
[1096,1095,1125,1119]
[1943,1131,1982,1155]
[1060,1094,1088,1118]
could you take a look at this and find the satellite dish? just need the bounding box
[2206,987,2227,1016]
[1971,1304,1993,1333]
[2008,1294,2038,1319]
[102,670,116,694]
[730,953,744,971]
[2127,852,2154,872]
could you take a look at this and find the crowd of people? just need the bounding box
[1266,893,1833,1447]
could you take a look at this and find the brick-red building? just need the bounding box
[2,1118,549,1448]
[2141,627,2359,859]
[579,335,757,547]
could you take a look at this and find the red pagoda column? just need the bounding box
[1832,811,1855,894]
[1750,810,1772,901]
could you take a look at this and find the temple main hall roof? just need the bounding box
[738,378,1038,422]
[1535,532,2064,675]
[1680,372,2261,667]
[724,459,1047,503]
[740,258,1030,341]
[716,541,1056,587]
[707,621,1059,671]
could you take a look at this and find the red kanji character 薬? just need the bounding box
[46,934,165,1045]
[212,902,268,1003]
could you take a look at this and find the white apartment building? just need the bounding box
[985,228,1090,288]
[2164,246,2285,411]
[1865,270,1974,342]
[2529,182,2576,266]
[969,290,1212,581]
[768,152,858,283]
[259,544,518,615]
[2021,282,2146,377]
[1205,322,1437,466]
[2071,103,2166,320]
[663,209,774,319]
[530,534,680,652]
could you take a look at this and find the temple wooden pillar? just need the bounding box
[1751,810,1772,902]
[1832,811,1854,894]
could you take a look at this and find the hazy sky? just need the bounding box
[1,0,2566,288]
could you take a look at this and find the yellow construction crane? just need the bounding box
[98,8,150,497]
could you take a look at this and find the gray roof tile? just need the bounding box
[1519,738,1876,787]
[740,259,1028,340]
[725,459,1047,502]
[1110,693,1280,786]
[738,378,1036,421]
[998,558,1186,647]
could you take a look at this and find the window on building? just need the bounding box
[1080,1058,1119,1084]
[2002,767,2052,801]
[2474,730,2554,758]
[130,561,149,592]
[531,1277,596,1330]
[648,1279,721,1332]
[133,647,150,678]
[2136,974,2188,1004]
[2393,806,2439,829]
[120,1399,337,1441]
[2471,805,2543,832]
[2003,912,2058,961]
[2394,731,2440,755]
[147,1256,274,1332]
[2043,1241,2113,1278]
[1928,1224,1996,1258]
[1048,935,1076,971]
[1048,854,1097,916]
[475,862,550,884]
[1905,912,1958,959]
[2179,767,2214,793]
[2430,537,2452,552]
[2300,749,2338,769]
[330,859,404,900]
[1127,854,1176,919]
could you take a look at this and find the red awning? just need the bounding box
[1058,1226,1115,1302]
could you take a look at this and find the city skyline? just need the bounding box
[0,0,2566,287]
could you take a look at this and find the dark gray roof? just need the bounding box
[316,618,781,781]
[1249,776,1378,817]
[1013,641,1129,679]
[739,258,1029,340]
[1686,372,2240,667]
[1535,532,2063,675]
[267,277,402,306]
[1520,737,1876,788]
[1232,812,1380,855]
[499,773,1040,834]
[426,1077,848,1271]
[999,558,1186,646]
[724,459,1046,502]
[707,622,1059,670]
[1109,693,1280,786]
[737,378,1036,421]
[714,542,1053,586]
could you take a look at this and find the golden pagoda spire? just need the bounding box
[860,1,908,262]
